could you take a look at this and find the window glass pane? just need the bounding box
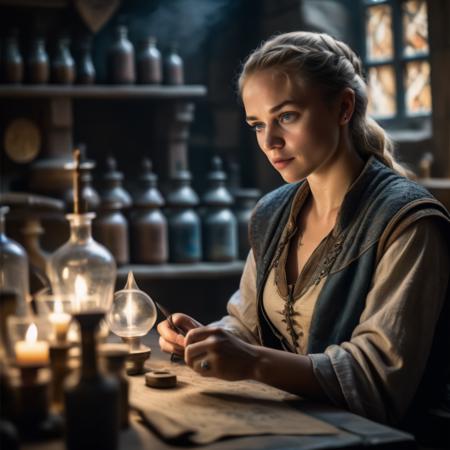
[366,5,394,61]
[403,0,429,56]
[367,65,396,117]
[405,60,431,114]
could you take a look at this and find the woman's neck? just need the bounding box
[306,143,364,221]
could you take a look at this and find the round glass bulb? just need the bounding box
[107,271,157,338]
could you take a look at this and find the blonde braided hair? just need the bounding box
[238,31,408,177]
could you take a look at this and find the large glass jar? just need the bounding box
[0,206,29,315]
[47,213,116,313]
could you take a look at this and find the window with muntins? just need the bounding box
[362,0,431,126]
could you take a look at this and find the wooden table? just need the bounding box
[24,332,417,450]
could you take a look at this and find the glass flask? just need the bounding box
[0,206,29,315]
[107,272,156,347]
[47,212,116,314]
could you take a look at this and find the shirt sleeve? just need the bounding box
[309,218,449,425]
[208,250,261,345]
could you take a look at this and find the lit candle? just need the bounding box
[15,323,49,366]
[49,300,71,342]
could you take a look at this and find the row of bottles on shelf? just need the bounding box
[66,154,260,264]
[1,25,183,85]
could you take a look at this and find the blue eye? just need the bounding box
[249,123,264,132]
[279,112,298,123]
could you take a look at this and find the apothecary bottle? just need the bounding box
[93,158,131,265]
[137,37,162,84]
[3,31,23,83]
[166,168,201,263]
[28,37,49,84]
[201,157,237,262]
[51,37,75,84]
[108,25,135,84]
[130,158,168,264]
[234,188,260,260]
[164,43,184,85]
[76,36,95,84]
[0,206,29,315]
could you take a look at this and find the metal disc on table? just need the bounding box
[145,370,177,389]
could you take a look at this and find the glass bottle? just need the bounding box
[76,36,95,84]
[3,30,23,84]
[164,43,184,85]
[0,206,29,315]
[51,37,75,84]
[28,37,49,84]
[201,157,237,262]
[130,158,168,264]
[47,213,116,314]
[234,188,260,260]
[137,36,162,84]
[166,168,201,263]
[108,25,135,84]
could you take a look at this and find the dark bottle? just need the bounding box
[108,25,135,84]
[166,167,201,263]
[93,157,131,265]
[137,36,162,84]
[130,158,168,264]
[28,37,49,84]
[51,37,75,84]
[76,36,95,84]
[201,157,237,262]
[65,158,100,213]
[234,188,260,260]
[3,31,23,84]
[64,312,120,450]
[164,43,184,85]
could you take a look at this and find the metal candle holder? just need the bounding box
[49,342,71,413]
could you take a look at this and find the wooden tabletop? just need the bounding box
[23,332,417,450]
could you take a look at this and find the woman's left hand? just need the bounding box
[184,326,260,381]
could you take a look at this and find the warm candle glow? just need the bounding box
[49,300,71,342]
[15,323,49,366]
[125,293,135,327]
[74,274,88,311]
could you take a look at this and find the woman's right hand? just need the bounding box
[157,313,203,356]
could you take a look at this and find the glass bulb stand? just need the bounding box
[121,336,151,375]
[10,363,63,441]
[64,311,120,450]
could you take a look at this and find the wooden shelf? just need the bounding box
[0,84,207,99]
[117,261,245,281]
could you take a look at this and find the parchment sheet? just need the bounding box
[129,361,339,444]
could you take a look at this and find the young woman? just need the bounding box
[157,31,450,431]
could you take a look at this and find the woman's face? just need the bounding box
[242,69,343,183]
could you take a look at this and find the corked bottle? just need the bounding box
[108,25,135,84]
[93,157,131,265]
[76,36,95,84]
[130,158,168,264]
[201,157,237,262]
[28,37,49,84]
[3,30,23,83]
[166,167,201,263]
[137,36,162,84]
[164,43,184,85]
[51,37,75,84]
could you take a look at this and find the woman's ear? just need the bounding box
[339,88,356,125]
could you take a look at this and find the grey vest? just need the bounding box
[249,157,450,420]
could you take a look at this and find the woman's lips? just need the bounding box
[272,157,294,169]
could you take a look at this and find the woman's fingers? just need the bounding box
[158,336,185,355]
[157,320,186,347]
[171,313,203,332]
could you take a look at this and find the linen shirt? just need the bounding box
[211,186,449,425]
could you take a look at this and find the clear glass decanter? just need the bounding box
[47,212,116,314]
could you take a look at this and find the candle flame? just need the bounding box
[74,275,87,310]
[25,323,38,342]
[125,293,135,326]
[55,300,63,314]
